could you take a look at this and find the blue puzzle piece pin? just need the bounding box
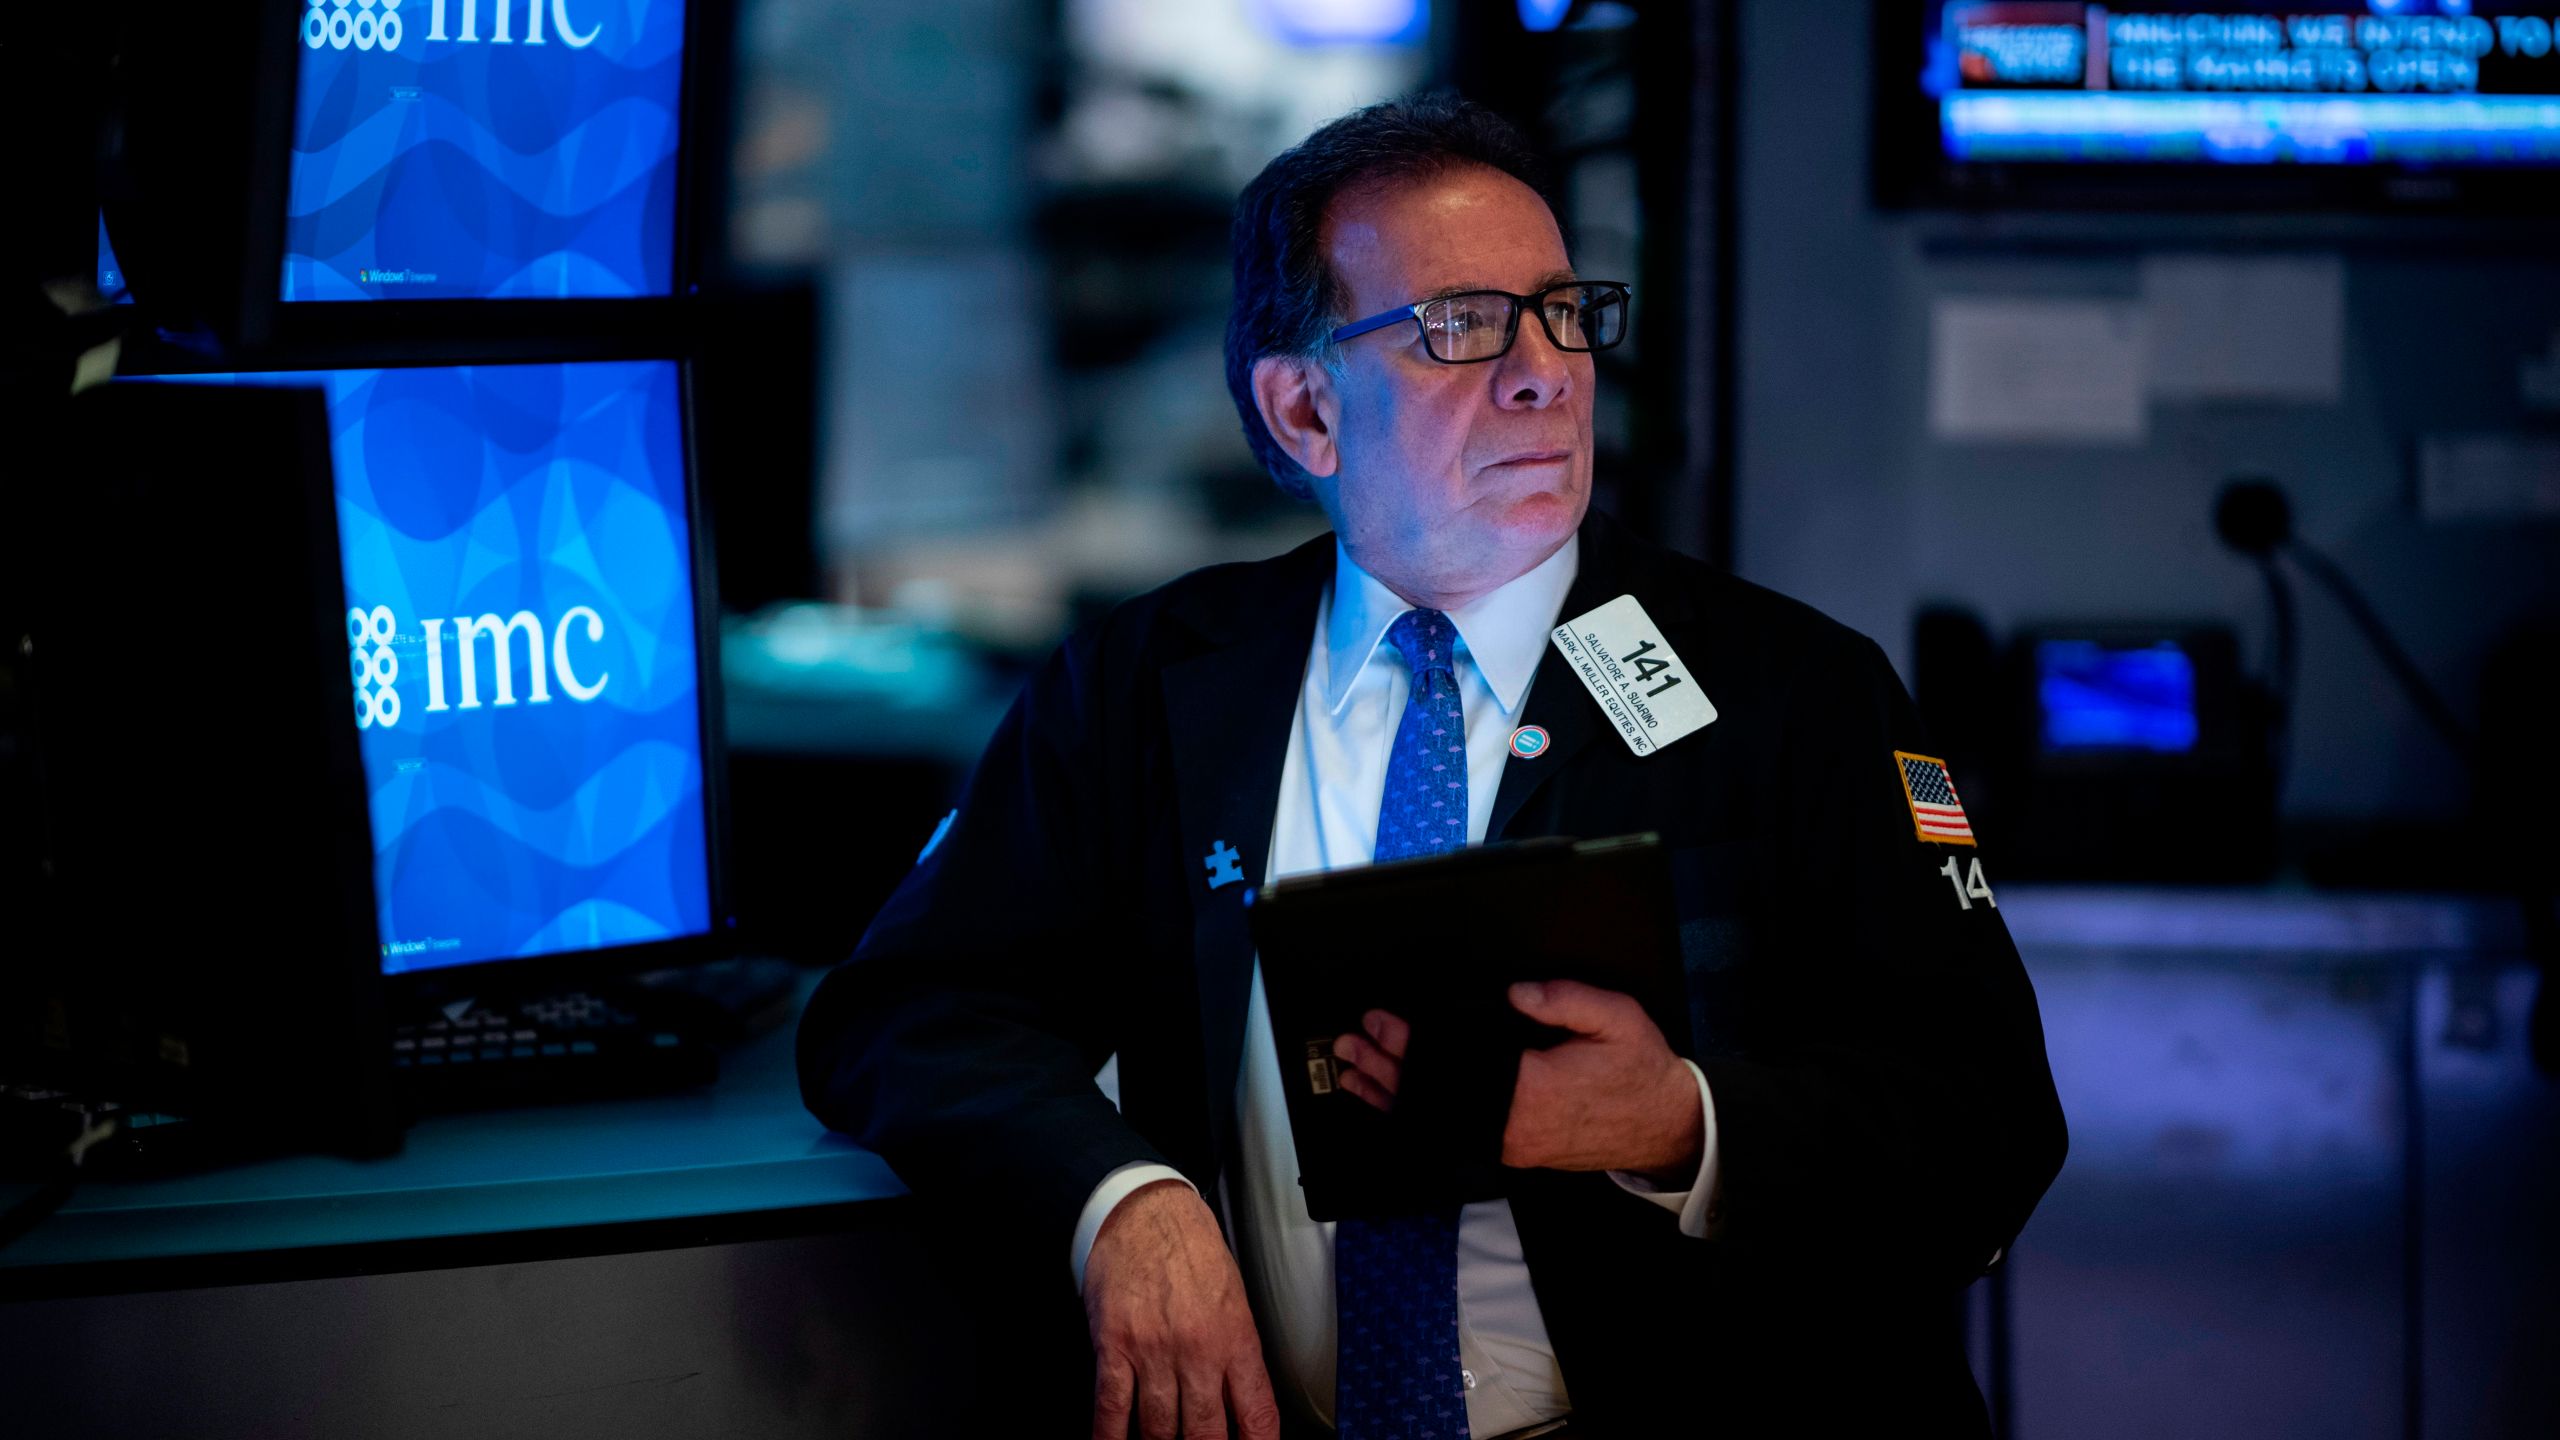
[1204,840,1243,890]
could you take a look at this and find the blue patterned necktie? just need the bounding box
[1335,607,1470,1440]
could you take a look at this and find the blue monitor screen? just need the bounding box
[135,362,710,974]
[285,0,687,300]
[2038,640,2201,753]
[1921,2,2560,167]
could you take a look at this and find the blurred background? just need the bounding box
[711,3,2560,1434]
[5,0,2557,1435]
[708,0,1722,957]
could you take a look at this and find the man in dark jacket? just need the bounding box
[799,95,2066,1440]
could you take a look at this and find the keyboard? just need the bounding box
[390,988,716,1112]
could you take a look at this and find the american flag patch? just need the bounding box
[1895,752,1976,846]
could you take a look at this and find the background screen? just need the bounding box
[140,361,710,974]
[285,0,687,300]
[2038,639,2202,752]
[1920,1,2560,166]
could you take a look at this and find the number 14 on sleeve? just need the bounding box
[1939,856,1996,911]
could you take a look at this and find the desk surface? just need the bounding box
[2,971,901,1279]
[4,887,2527,1286]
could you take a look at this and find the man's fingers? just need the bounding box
[1362,1008,1412,1058]
[1228,1358,1285,1440]
[1180,1370,1231,1440]
[1337,1060,1392,1112]
[1331,1031,1400,1098]
[1508,978,1644,1040]
[1092,1353,1134,1440]
[1135,1361,1182,1440]
[1331,1011,1413,1113]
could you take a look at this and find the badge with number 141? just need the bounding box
[1549,594,1717,758]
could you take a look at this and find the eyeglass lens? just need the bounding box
[1418,285,1626,362]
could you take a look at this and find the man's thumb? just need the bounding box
[1508,978,1618,1036]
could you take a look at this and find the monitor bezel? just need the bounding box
[114,347,739,998]
[1872,0,2560,216]
[269,0,725,319]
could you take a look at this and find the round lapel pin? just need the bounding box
[1508,725,1551,760]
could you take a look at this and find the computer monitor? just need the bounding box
[2035,637,2201,753]
[284,0,691,300]
[132,359,724,978]
[1999,623,2273,879]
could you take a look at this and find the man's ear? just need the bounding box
[1251,354,1339,480]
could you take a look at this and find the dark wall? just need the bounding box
[1731,1,2560,825]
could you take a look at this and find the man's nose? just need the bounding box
[1492,314,1573,409]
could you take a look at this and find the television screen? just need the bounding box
[1911,1,2560,174]
[2036,638,2202,752]
[135,361,712,974]
[284,0,688,300]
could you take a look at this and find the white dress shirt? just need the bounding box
[1073,535,1722,1437]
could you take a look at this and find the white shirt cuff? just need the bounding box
[1605,1058,1722,1239]
[1072,1161,1196,1293]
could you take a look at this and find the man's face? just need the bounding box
[1298,164,1595,604]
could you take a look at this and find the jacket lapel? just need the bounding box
[1160,537,1330,1158]
[1489,512,1694,840]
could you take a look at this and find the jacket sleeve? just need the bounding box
[1693,631,2067,1288]
[795,624,1174,1255]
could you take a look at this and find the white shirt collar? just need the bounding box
[1322,534,1581,719]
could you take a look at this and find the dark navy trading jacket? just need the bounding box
[798,509,2068,1435]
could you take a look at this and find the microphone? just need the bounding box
[2215,476,2472,767]
[2217,481,2554,1074]
[2213,477,2291,559]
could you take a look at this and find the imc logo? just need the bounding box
[305,0,405,53]
[304,0,604,53]
[346,603,611,732]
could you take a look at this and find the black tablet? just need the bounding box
[1244,833,1691,1222]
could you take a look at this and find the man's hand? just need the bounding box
[1500,980,1701,1180]
[1330,981,1702,1182]
[1083,1177,1282,1440]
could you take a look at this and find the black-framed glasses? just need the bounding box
[1328,281,1632,364]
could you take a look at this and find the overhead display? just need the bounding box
[285,0,687,300]
[1917,2,2560,167]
